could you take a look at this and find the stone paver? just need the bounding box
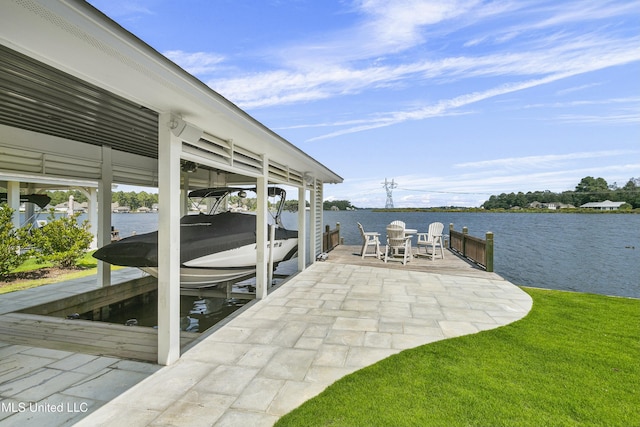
[73,262,532,426]
[0,343,161,426]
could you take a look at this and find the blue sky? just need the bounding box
[88,0,640,208]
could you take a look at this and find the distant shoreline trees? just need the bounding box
[481,177,639,210]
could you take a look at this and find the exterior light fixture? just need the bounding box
[168,116,203,143]
[303,172,314,184]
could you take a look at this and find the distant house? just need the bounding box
[111,202,130,213]
[112,205,131,213]
[54,202,68,213]
[53,201,84,213]
[528,201,574,210]
[557,203,576,209]
[580,200,626,210]
[137,206,151,213]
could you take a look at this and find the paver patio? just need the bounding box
[74,259,531,426]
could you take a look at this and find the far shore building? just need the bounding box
[580,200,626,210]
[528,201,576,210]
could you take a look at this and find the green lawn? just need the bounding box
[1,252,120,294]
[277,288,639,427]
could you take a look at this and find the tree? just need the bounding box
[137,191,157,208]
[323,200,355,210]
[282,200,309,212]
[574,176,609,205]
[25,210,94,268]
[616,178,640,209]
[46,190,87,206]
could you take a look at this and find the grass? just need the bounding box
[276,288,640,427]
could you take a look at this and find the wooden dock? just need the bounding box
[0,312,198,363]
[323,245,502,279]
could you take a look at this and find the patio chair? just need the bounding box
[384,224,412,265]
[415,222,445,260]
[390,220,406,229]
[357,222,381,259]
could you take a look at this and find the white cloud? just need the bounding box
[355,0,479,52]
[554,112,640,125]
[204,30,640,123]
[454,150,640,170]
[555,83,603,96]
[304,71,582,141]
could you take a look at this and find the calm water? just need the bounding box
[107,210,640,298]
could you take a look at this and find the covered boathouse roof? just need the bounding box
[0,0,342,188]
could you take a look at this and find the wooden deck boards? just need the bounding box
[0,312,199,363]
[324,245,503,279]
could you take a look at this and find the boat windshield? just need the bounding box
[187,187,286,226]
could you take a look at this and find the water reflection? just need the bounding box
[80,291,251,333]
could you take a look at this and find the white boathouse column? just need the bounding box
[316,181,324,259]
[157,112,182,365]
[7,181,20,230]
[24,183,35,228]
[297,186,307,272]
[181,171,189,217]
[308,179,318,262]
[84,187,98,250]
[97,145,112,287]
[255,156,269,299]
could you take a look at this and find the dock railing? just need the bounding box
[449,223,494,272]
[323,222,341,252]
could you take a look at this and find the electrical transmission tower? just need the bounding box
[382,178,398,208]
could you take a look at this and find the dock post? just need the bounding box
[462,226,468,258]
[485,232,494,272]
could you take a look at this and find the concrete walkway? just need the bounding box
[75,261,532,426]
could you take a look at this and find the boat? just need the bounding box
[0,193,51,210]
[93,187,298,288]
[0,193,51,229]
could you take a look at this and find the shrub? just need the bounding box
[25,210,94,269]
[0,204,28,280]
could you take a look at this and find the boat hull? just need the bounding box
[140,238,298,288]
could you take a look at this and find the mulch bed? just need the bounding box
[1,267,78,287]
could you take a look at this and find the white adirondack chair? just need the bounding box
[384,224,412,265]
[390,220,406,229]
[358,222,381,259]
[415,222,445,260]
